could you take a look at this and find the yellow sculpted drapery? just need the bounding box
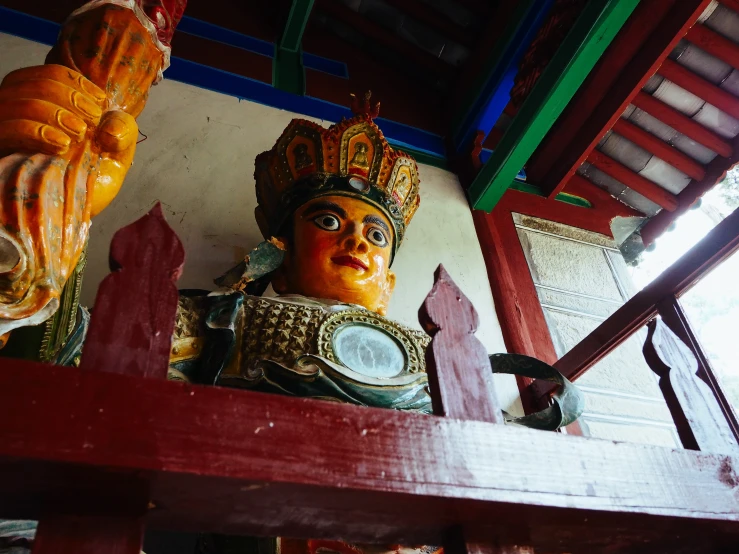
[0,4,174,335]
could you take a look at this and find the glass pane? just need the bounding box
[680,249,739,413]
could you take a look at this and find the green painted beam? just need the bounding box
[509,180,592,208]
[280,0,315,52]
[274,0,315,95]
[468,0,640,212]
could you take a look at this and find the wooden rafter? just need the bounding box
[659,58,739,120]
[391,0,475,49]
[632,90,733,157]
[641,129,739,244]
[468,0,640,211]
[612,118,707,181]
[564,173,645,219]
[314,0,455,78]
[526,0,712,198]
[685,23,739,69]
[586,149,679,211]
[719,0,739,13]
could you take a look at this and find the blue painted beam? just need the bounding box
[451,0,555,153]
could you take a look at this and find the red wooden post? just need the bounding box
[80,203,185,378]
[643,317,738,453]
[419,264,503,424]
[32,204,184,553]
[420,266,530,553]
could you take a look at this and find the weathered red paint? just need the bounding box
[419,265,503,424]
[526,0,711,198]
[586,149,679,211]
[611,118,706,181]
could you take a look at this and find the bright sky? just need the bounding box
[627,182,739,406]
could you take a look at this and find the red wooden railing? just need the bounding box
[1,206,739,552]
[533,206,739,449]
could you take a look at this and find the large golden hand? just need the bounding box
[0,64,139,216]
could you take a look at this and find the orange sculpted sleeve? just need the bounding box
[0,0,186,335]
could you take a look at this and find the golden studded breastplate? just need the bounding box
[170,294,432,412]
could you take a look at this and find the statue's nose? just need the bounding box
[343,226,369,254]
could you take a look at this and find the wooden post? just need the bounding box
[419,265,503,423]
[32,204,184,553]
[643,315,738,453]
[80,203,185,379]
[420,265,531,552]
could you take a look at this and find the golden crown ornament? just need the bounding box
[254,92,421,262]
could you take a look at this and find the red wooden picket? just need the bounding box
[80,203,185,379]
[420,267,525,553]
[31,204,184,553]
[419,264,503,423]
[643,318,738,452]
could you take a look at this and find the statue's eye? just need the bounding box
[313,214,340,231]
[366,227,388,247]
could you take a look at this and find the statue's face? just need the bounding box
[137,0,187,45]
[273,195,396,315]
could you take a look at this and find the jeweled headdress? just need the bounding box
[254,92,421,262]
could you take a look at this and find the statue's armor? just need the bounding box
[170,293,432,413]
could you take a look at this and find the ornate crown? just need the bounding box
[254,92,421,262]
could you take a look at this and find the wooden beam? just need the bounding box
[314,0,455,78]
[392,0,475,49]
[541,205,739,392]
[686,23,739,69]
[720,0,739,14]
[631,90,733,157]
[659,58,739,120]
[471,208,558,415]
[526,0,711,198]
[612,118,707,180]
[450,0,548,151]
[3,360,739,552]
[468,0,641,211]
[274,0,315,94]
[564,173,645,219]
[586,149,679,211]
[641,128,739,244]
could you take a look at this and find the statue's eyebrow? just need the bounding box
[302,201,347,219]
[363,214,390,235]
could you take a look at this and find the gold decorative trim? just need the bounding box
[316,309,428,374]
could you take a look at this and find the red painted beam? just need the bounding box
[612,118,707,181]
[564,174,645,219]
[526,0,711,198]
[587,149,679,211]
[659,58,739,120]
[719,0,739,14]
[392,0,475,49]
[641,129,739,244]
[539,203,739,393]
[315,0,455,78]
[631,90,733,157]
[686,23,739,69]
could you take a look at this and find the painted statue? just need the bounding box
[0,0,186,340]
[0,3,583,552]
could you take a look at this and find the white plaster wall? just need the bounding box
[1,33,520,410]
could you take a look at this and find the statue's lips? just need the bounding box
[331,256,368,271]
